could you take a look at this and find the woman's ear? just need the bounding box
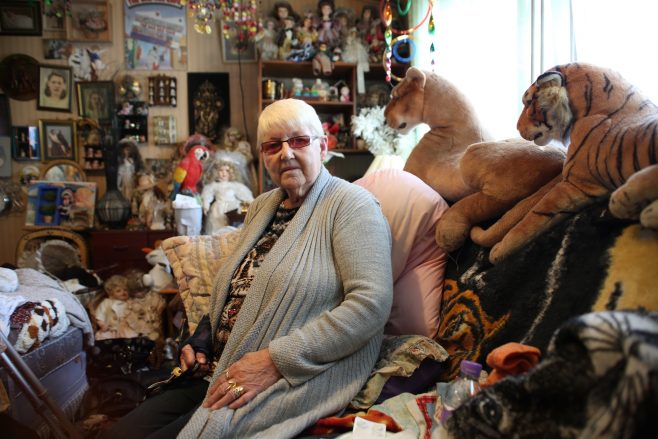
[319,136,328,161]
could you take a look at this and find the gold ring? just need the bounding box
[227,379,237,389]
[232,385,244,399]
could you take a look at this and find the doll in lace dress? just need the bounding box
[201,160,254,235]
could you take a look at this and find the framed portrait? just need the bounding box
[38,65,72,112]
[66,0,111,42]
[11,126,40,161]
[221,23,257,63]
[77,81,115,122]
[39,119,76,161]
[0,1,42,36]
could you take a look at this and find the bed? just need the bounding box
[0,268,94,437]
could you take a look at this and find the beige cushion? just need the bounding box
[162,231,239,332]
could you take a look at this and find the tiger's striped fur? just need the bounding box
[490,63,658,263]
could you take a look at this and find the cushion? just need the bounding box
[355,169,449,337]
[162,231,240,332]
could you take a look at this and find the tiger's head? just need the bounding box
[517,70,573,147]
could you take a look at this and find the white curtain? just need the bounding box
[409,0,657,140]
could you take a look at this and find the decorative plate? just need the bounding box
[0,54,39,101]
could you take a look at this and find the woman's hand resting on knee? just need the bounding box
[180,344,210,377]
[203,348,282,410]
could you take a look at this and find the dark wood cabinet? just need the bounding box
[88,229,175,279]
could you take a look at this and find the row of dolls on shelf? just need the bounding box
[116,130,256,235]
[256,0,385,65]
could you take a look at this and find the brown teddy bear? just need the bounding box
[384,67,566,252]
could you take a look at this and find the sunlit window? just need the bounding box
[410,0,658,140]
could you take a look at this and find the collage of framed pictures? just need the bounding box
[39,119,76,161]
[38,64,72,112]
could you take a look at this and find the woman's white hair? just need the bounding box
[257,99,324,148]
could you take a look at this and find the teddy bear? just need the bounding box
[384,67,566,252]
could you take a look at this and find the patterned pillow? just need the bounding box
[162,231,240,332]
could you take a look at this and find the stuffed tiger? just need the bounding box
[489,63,658,263]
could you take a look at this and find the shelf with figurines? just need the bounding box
[117,100,149,144]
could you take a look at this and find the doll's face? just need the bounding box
[321,4,332,17]
[217,165,231,182]
[109,285,130,301]
[277,6,289,20]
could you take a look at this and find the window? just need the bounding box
[410,0,658,140]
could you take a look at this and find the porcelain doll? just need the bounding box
[270,1,299,27]
[201,160,254,235]
[255,17,280,60]
[93,275,138,340]
[316,0,341,49]
[123,268,166,341]
[132,173,169,230]
[117,139,144,203]
[277,15,297,60]
[221,127,258,192]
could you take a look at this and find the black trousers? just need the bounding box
[100,378,209,439]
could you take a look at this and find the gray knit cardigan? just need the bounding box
[178,167,393,438]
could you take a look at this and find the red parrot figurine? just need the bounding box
[172,144,210,197]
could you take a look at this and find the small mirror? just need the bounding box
[41,160,87,182]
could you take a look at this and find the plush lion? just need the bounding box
[490,63,658,263]
[384,67,565,252]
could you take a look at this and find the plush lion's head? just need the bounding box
[384,67,427,135]
[517,70,573,147]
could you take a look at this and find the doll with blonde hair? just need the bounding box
[93,275,138,340]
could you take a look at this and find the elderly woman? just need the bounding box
[103,99,393,438]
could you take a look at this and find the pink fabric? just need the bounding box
[355,169,449,337]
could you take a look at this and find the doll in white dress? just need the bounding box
[93,275,138,340]
[117,139,144,203]
[201,160,254,235]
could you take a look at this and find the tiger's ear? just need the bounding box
[536,71,564,88]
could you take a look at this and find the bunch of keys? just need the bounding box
[147,362,201,394]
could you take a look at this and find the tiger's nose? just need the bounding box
[398,122,407,130]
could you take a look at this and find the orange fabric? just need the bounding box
[485,342,541,386]
[304,409,402,435]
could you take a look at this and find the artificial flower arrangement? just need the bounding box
[351,106,405,156]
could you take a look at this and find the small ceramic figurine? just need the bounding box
[93,275,138,340]
[172,135,211,197]
[201,159,254,235]
[117,139,144,203]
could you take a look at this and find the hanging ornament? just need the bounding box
[397,0,411,17]
[183,0,261,39]
[383,0,393,27]
[429,12,435,34]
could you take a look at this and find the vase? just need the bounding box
[96,126,131,229]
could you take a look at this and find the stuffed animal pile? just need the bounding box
[384,67,565,253]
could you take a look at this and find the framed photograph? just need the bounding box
[11,126,40,161]
[39,119,76,161]
[0,1,42,36]
[221,22,257,63]
[66,0,110,42]
[25,180,97,229]
[38,65,72,112]
[77,81,115,121]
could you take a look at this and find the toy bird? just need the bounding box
[172,144,210,197]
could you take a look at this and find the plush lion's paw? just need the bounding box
[640,199,658,229]
[435,218,469,253]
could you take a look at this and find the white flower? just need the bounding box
[351,106,404,156]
